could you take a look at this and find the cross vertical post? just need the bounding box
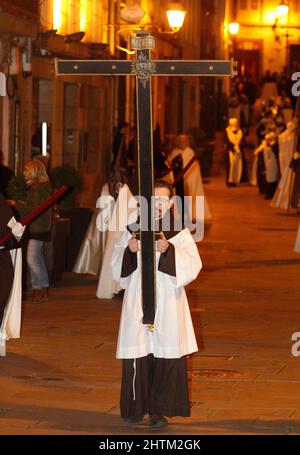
[131,31,156,324]
[55,29,236,326]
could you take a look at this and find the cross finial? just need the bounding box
[131,29,155,50]
[133,26,149,36]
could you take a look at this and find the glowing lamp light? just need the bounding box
[166,3,186,31]
[229,22,239,35]
[276,1,289,18]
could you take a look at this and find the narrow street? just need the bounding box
[1,176,300,435]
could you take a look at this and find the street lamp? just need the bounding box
[229,22,239,36]
[275,1,290,66]
[274,0,289,37]
[228,22,239,67]
[166,2,186,32]
[276,1,289,20]
[273,1,289,45]
[116,1,187,54]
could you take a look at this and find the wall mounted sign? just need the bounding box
[120,5,145,22]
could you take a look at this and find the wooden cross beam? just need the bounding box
[55,30,236,325]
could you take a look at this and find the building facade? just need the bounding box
[0,1,228,204]
[0,0,115,206]
[225,0,300,84]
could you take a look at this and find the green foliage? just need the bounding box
[49,165,82,208]
[6,175,27,201]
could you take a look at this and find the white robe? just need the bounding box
[72,210,103,275]
[250,155,258,186]
[271,167,294,210]
[226,127,243,185]
[0,249,22,357]
[96,184,138,299]
[263,146,279,183]
[111,228,202,359]
[73,183,111,276]
[169,147,212,222]
[254,142,279,184]
[278,129,296,176]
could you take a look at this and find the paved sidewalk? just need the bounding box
[1,177,300,435]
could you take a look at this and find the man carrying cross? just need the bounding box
[111,179,202,427]
[56,29,234,426]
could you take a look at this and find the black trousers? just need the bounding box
[120,354,190,419]
[0,250,14,327]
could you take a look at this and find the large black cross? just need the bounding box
[55,30,236,325]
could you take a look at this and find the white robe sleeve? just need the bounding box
[170,228,202,288]
[111,230,134,289]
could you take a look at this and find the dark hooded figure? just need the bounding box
[109,122,131,199]
[153,123,169,179]
[290,151,300,211]
[112,122,130,168]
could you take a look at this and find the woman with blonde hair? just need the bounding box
[15,159,52,303]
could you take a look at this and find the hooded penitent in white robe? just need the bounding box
[96,184,138,299]
[263,145,280,183]
[225,126,243,184]
[169,147,212,222]
[271,166,294,210]
[254,141,279,183]
[278,124,297,175]
[0,248,22,357]
[73,183,111,276]
[271,123,297,210]
[111,227,202,359]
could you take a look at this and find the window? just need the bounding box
[239,0,260,11]
[251,0,259,10]
[292,0,300,12]
[239,0,248,9]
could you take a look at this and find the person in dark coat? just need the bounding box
[13,159,52,303]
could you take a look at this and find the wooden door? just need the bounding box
[235,48,261,86]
